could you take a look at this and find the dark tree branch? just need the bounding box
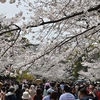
[0,4,100,35]
[0,24,21,58]
[19,23,100,69]
[27,4,100,28]
[58,24,100,47]
[0,32,20,58]
[46,65,54,72]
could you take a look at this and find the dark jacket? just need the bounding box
[5,92,17,100]
[80,96,94,100]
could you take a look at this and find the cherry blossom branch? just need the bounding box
[58,25,100,47]
[19,23,100,69]
[0,3,100,35]
[27,3,100,28]
[0,24,21,58]
[0,32,20,58]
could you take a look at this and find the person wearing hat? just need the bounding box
[5,86,17,100]
[22,91,32,100]
[29,85,36,98]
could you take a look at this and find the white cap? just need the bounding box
[22,91,30,99]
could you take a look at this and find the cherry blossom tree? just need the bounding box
[0,0,100,80]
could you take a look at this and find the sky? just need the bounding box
[0,1,34,43]
[0,1,26,17]
[0,1,59,44]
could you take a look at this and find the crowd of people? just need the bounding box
[0,79,100,100]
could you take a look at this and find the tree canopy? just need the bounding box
[0,0,100,81]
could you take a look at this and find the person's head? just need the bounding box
[36,88,42,95]
[45,85,50,90]
[64,85,70,92]
[71,86,76,94]
[0,82,3,89]
[78,88,88,99]
[50,82,56,88]
[60,81,64,84]
[85,85,89,91]
[24,84,29,89]
[22,91,30,100]
[58,87,62,93]
[50,91,58,100]
[88,84,94,92]
[9,86,15,93]
[30,85,35,89]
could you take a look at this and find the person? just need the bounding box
[22,91,32,100]
[95,83,100,100]
[42,88,54,100]
[20,83,29,100]
[33,88,43,100]
[71,86,78,99]
[59,84,75,100]
[57,87,62,100]
[29,85,36,98]
[50,82,57,92]
[0,82,5,100]
[14,82,20,100]
[50,91,58,100]
[43,85,50,97]
[44,82,50,89]
[78,88,93,100]
[88,84,98,100]
[60,82,64,92]
[5,86,17,100]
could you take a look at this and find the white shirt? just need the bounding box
[59,93,75,100]
[42,95,50,100]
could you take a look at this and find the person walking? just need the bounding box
[22,91,32,100]
[42,88,54,100]
[78,88,94,100]
[5,86,17,100]
[50,91,58,100]
[33,88,43,100]
[59,85,75,100]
